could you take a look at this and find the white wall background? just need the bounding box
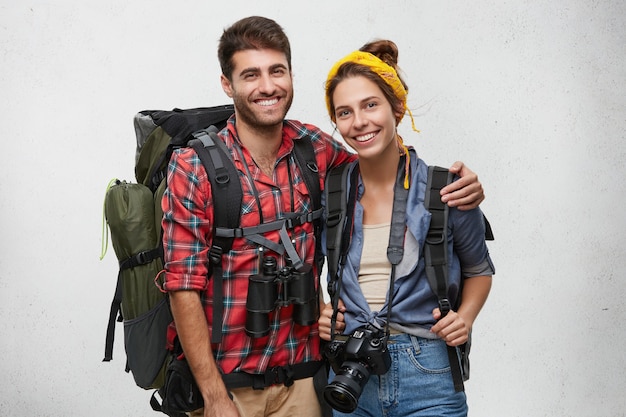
[1,1,624,416]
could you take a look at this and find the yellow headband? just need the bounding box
[326,50,417,188]
[325,50,418,133]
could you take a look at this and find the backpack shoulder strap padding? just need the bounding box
[291,136,324,275]
[188,126,242,249]
[291,137,321,211]
[188,126,242,344]
[424,165,465,393]
[324,162,352,289]
[423,166,453,312]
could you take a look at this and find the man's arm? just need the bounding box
[169,291,240,417]
[162,149,240,417]
[441,161,485,210]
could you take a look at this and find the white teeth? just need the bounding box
[257,98,278,106]
[355,132,376,142]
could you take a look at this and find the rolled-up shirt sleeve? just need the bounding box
[451,207,496,278]
[161,148,213,292]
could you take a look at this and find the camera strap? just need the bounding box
[384,154,411,340]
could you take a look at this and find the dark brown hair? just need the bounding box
[218,16,292,80]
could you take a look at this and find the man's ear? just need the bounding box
[221,74,233,98]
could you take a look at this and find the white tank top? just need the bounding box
[359,223,392,312]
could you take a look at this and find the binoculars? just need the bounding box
[245,256,318,337]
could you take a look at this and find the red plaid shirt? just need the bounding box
[162,117,354,374]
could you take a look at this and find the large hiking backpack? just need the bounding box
[323,160,494,393]
[100,105,235,390]
[100,105,324,412]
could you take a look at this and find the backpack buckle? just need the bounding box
[438,298,451,316]
[326,212,342,227]
[264,366,294,387]
[426,229,445,245]
[208,245,223,264]
[135,250,150,265]
[306,162,319,173]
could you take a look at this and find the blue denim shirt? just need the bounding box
[323,151,495,338]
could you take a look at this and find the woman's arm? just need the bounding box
[317,299,346,341]
[429,275,492,346]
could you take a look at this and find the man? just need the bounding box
[161,16,485,417]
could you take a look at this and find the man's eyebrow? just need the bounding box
[237,66,260,77]
[236,63,288,78]
[269,63,288,71]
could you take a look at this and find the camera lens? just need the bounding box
[323,361,370,413]
[326,388,357,414]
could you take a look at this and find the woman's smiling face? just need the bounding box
[332,75,400,161]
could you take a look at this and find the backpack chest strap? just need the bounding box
[214,209,322,239]
[215,209,323,272]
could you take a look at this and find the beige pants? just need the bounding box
[188,377,322,417]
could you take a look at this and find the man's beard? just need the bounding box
[232,91,293,129]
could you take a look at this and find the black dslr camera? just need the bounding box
[323,325,391,413]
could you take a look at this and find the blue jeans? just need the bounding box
[328,334,467,417]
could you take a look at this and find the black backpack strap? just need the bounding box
[103,246,165,363]
[324,163,359,337]
[324,163,352,294]
[103,269,123,362]
[291,136,321,211]
[424,166,465,392]
[188,126,242,344]
[424,166,452,318]
[291,136,324,276]
[118,247,163,271]
[484,215,494,241]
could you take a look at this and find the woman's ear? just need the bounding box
[394,104,405,124]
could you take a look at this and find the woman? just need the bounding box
[318,40,495,417]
